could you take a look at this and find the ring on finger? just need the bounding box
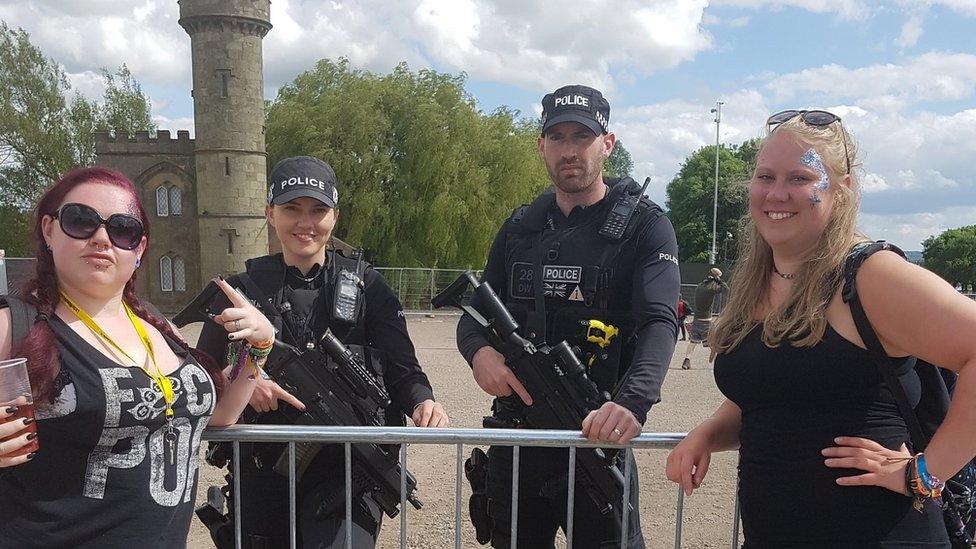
[612,427,623,436]
[233,319,241,331]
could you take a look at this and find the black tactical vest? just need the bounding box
[235,252,399,422]
[498,177,663,392]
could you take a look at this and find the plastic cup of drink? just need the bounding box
[0,358,38,457]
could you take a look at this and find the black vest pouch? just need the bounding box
[550,306,639,394]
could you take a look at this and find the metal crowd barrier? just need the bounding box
[202,425,741,549]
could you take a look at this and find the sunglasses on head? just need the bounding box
[766,109,851,174]
[54,203,145,251]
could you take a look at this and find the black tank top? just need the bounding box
[0,316,215,548]
[714,323,949,548]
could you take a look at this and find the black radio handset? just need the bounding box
[598,177,651,240]
[331,248,366,325]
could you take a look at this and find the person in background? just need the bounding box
[677,297,691,341]
[680,268,728,369]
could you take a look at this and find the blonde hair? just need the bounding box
[709,115,867,353]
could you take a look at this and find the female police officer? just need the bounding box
[196,156,449,548]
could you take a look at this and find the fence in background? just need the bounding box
[375,268,482,311]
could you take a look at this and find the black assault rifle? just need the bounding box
[432,272,627,515]
[174,281,422,519]
[263,331,422,518]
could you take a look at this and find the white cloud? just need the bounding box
[152,115,195,137]
[611,89,769,205]
[893,0,976,17]
[0,1,189,86]
[711,0,871,20]
[859,206,976,250]
[265,0,714,94]
[66,71,108,102]
[765,53,976,104]
[896,12,924,47]
[861,172,890,193]
[702,13,752,26]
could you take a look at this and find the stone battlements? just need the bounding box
[94,130,195,155]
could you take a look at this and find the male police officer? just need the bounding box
[456,85,680,547]
[196,156,448,548]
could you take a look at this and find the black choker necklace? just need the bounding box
[773,267,796,280]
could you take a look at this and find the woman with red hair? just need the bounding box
[0,167,270,547]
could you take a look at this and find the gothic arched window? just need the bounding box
[156,186,169,217]
[160,256,173,292]
[169,186,182,216]
[173,257,186,292]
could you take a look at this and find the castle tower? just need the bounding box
[179,0,272,285]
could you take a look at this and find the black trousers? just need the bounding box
[486,446,645,549]
[232,443,383,549]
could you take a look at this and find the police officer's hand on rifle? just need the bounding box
[581,401,641,444]
[411,399,450,427]
[471,346,533,406]
[248,377,306,413]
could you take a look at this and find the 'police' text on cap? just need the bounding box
[267,156,339,207]
[540,85,610,136]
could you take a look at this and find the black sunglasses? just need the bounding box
[54,203,145,250]
[766,109,851,174]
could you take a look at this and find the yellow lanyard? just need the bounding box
[59,290,175,420]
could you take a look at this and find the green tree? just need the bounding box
[0,23,154,252]
[99,65,155,137]
[605,140,634,179]
[922,225,976,291]
[665,144,751,263]
[266,59,549,268]
[0,205,31,256]
[0,24,155,208]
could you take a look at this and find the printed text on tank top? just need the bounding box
[59,290,179,464]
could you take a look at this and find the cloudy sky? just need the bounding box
[2,0,974,250]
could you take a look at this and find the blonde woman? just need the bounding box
[665,111,976,547]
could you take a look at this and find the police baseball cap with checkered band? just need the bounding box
[540,84,610,136]
[267,156,339,207]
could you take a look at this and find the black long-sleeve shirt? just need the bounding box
[456,189,680,425]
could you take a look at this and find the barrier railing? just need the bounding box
[202,425,740,549]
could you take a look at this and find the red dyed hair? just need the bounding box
[13,167,224,403]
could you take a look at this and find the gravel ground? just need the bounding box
[182,315,737,549]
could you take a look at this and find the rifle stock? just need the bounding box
[173,280,222,328]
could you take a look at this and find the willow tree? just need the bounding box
[265,59,549,268]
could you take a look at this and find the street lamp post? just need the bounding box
[709,101,724,265]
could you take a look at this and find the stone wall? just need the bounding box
[95,131,200,310]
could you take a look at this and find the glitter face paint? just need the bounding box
[801,148,829,207]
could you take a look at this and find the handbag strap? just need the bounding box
[842,241,929,451]
[2,295,37,350]
[849,295,929,450]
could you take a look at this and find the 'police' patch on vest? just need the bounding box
[510,263,582,300]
